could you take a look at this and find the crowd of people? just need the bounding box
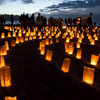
[0,12,95,30]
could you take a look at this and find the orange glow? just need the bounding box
[26,32,29,36]
[5,96,17,100]
[33,35,36,39]
[57,33,60,37]
[93,34,96,38]
[55,38,59,43]
[65,31,68,35]
[76,42,80,48]
[68,46,74,55]
[16,37,19,44]
[39,42,44,50]
[18,32,22,37]
[38,31,41,36]
[55,34,58,38]
[81,34,84,38]
[64,43,69,49]
[45,39,49,45]
[43,34,46,39]
[77,33,79,38]
[23,30,26,34]
[45,50,53,61]
[50,38,53,44]
[90,39,95,45]
[15,30,17,33]
[61,58,71,73]
[5,41,9,50]
[29,35,33,40]
[41,40,45,46]
[11,40,16,47]
[76,50,82,59]
[62,25,66,29]
[25,36,28,41]
[7,32,11,37]
[30,32,34,35]
[65,45,70,53]
[69,42,74,47]
[40,47,45,55]
[1,46,7,55]
[0,48,2,56]
[0,66,12,87]
[88,35,91,39]
[48,34,51,39]
[1,32,5,38]
[95,36,98,40]
[66,37,70,43]
[13,32,16,37]
[83,66,95,85]
[51,32,54,36]
[46,32,48,36]
[4,26,9,30]
[78,37,82,43]
[39,35,42,39]
[62,35,65,39]
[90,54,99,66]
[54,31,57,35]
[70,35,73,39]
[19,37,24,43]
[0,56,5,68]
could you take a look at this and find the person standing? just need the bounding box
[48,17,52,28]
[73,18,76,26]
[10,14,14,26]
[65,18,67,26]
[0,14,5,29]
[87,13,93,27]
[87,13,93,34]
[31,13,35,27]
[36,13,43,30]
[82,15,87,29]
[68,17,72,27]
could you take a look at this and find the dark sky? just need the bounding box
[0,0,100,15]
[0,0,100,25]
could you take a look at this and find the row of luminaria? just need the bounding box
[0,25,99,100]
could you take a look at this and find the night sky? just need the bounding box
[0,0,100,15]
[0,0,100,25]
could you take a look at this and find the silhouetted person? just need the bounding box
[36,13,43,30]
[30,13,35,27]
[65,18,67,25]
[51,18,56,26]
[26,13,30,26]
[57,17,61,29]
[68,17,72,27]
[87,13,93,27]
[19,14,22,23]
[43,16,46,27]
[59,18,63,31]
[0,14,5,28]
[48,17,52,28]
[19,14,28,29]
[73,18,76,26]
[44,17,47,26]
[94,22,96,26]
[87,13,93,33]
[10,14,14,26]
[82,16,87,29]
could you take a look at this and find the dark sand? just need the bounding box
[0,28,100,100]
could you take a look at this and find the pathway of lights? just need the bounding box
[0,25,99,99]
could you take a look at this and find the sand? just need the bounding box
[0,27,100,100]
